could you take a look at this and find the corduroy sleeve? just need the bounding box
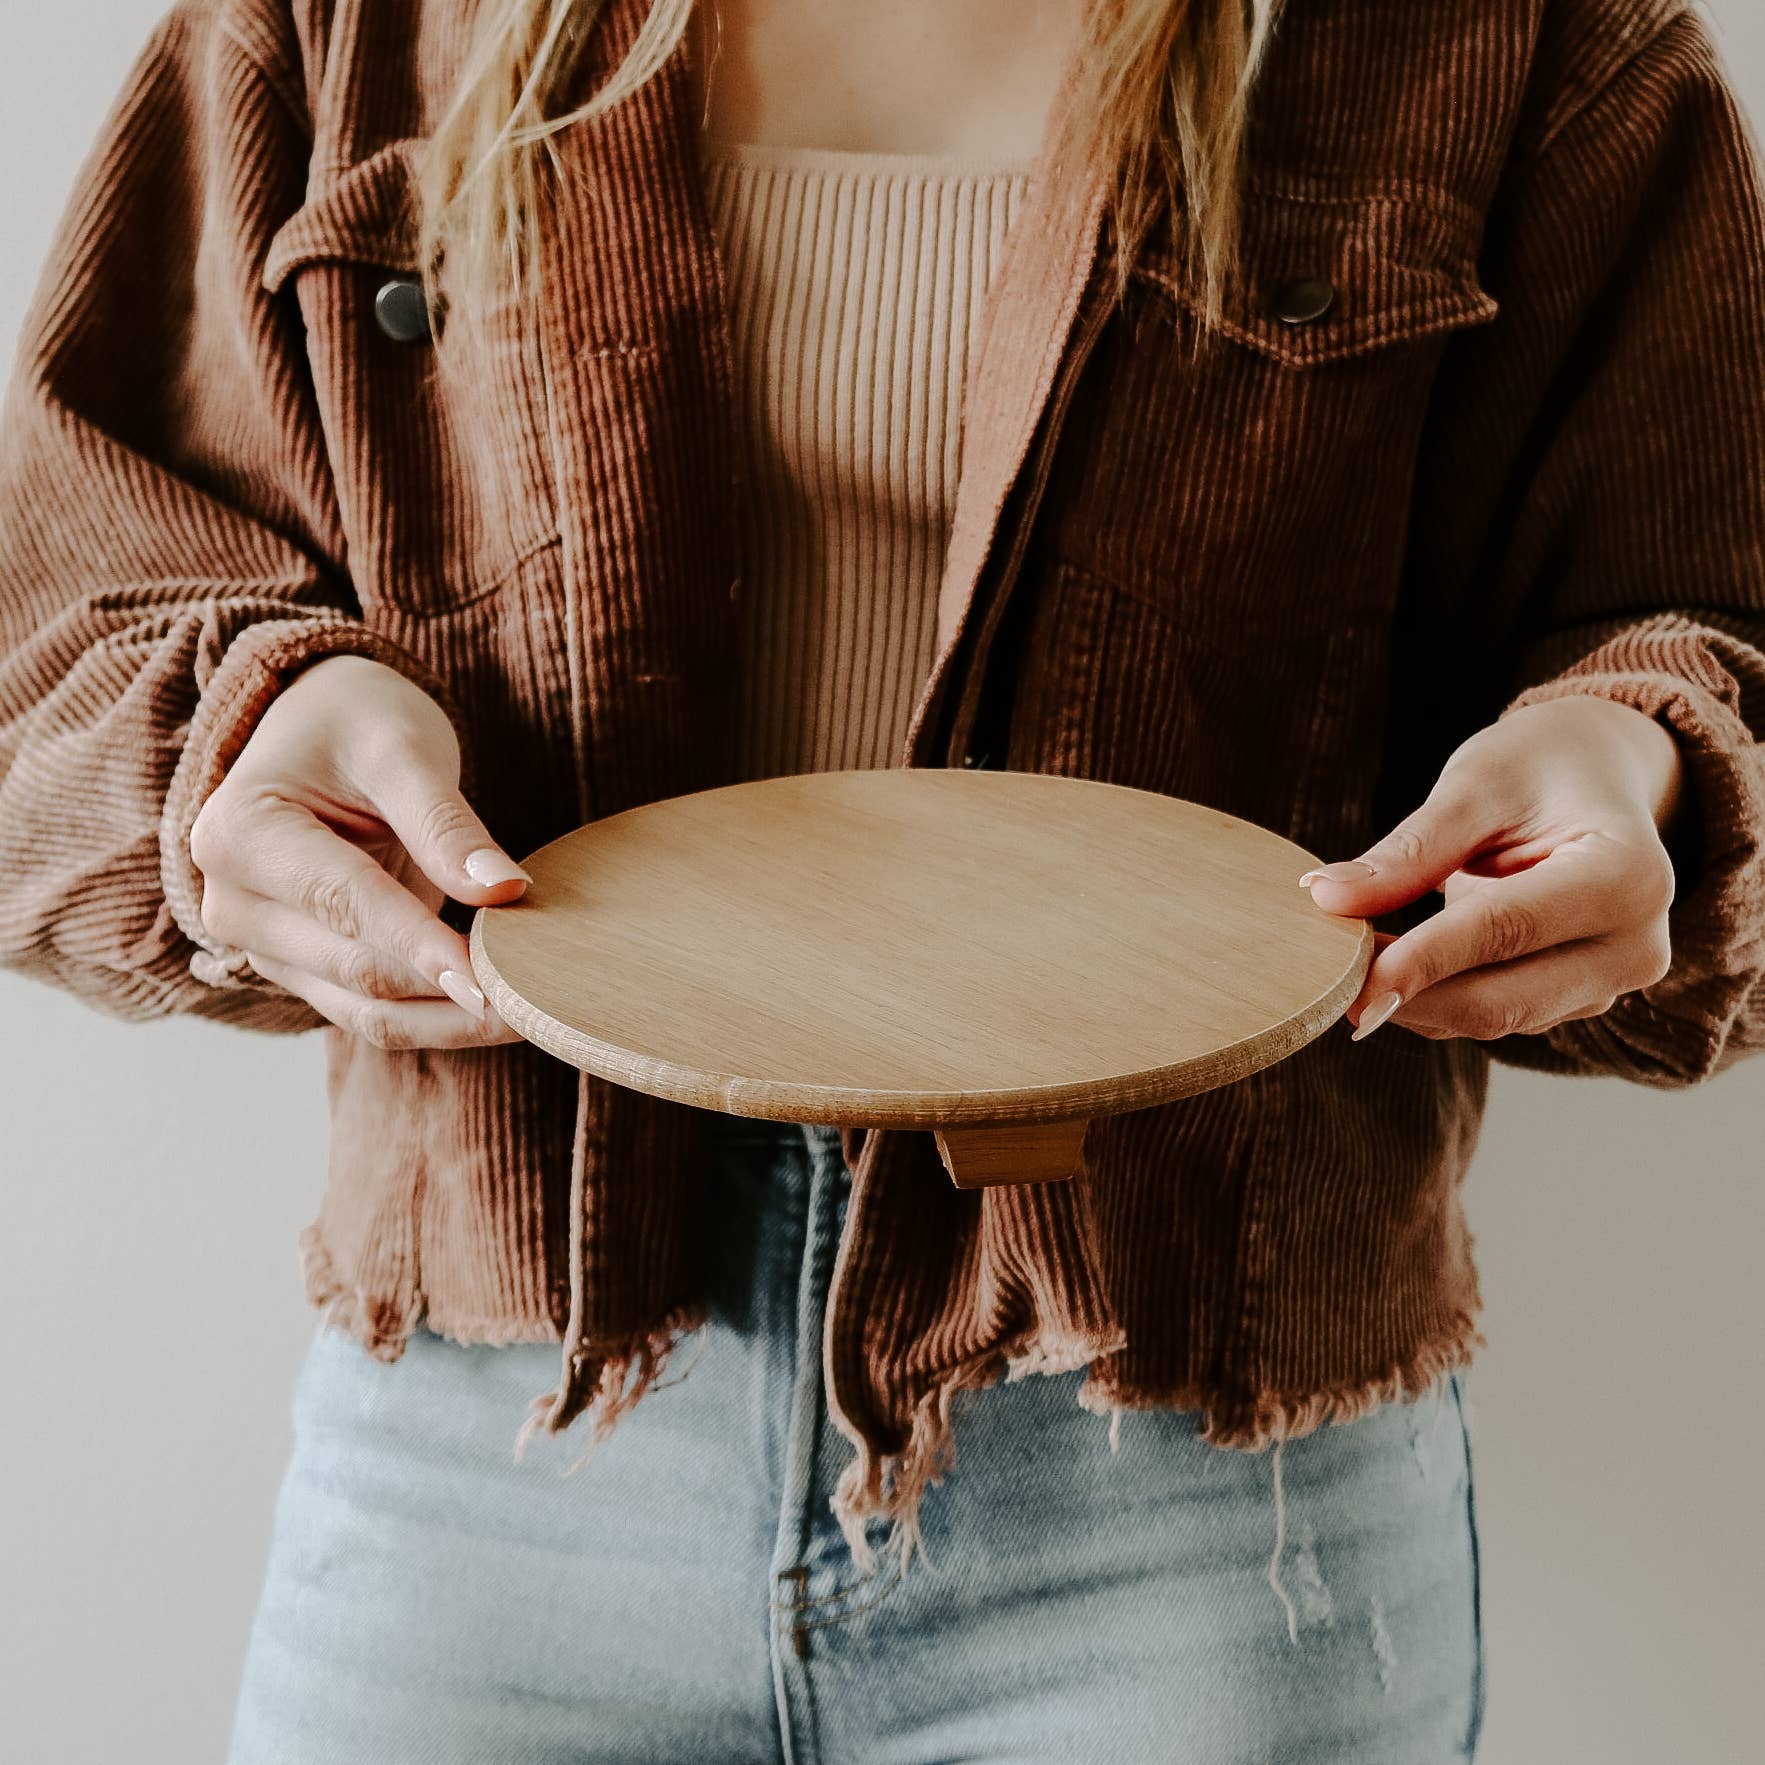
[1413,4,1765,1087]
[0,1,467,1029]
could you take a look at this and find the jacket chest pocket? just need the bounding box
[1008,183,1500,854]
[1039,179,1498,643]
[263,139,562,617]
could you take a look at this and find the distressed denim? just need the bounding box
[228,1114,1485,1763]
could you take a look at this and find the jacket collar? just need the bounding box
[921,31,1116,665]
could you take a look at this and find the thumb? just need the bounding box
[1300,773,1495,915]
[373,745,532,904]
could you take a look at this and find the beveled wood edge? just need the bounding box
[468,911,1375,1131]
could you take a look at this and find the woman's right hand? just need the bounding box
[188,653,531,1049]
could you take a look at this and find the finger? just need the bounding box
[366,734,532,906]
[1300,769,1513,917]
[1376,933,1643,1042]
[202,884,453,1004]
[1361,833,1643,1007]
[243,951,523,1050]
[220,799,478,989]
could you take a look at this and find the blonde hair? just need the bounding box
[415,0,1279,351]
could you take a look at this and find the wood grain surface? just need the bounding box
[470,770,1372,1161]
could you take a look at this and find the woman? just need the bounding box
[2,0,1761,1757]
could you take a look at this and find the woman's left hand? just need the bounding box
[1300,696,1690,1041]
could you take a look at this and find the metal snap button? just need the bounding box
[373,275,433,343]
[1269,276,1335,326]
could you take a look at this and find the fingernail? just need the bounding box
[1299,860,1378,889]
[437,968,486,1021]
[465,848,532,888]
[1350,989,1403,1041]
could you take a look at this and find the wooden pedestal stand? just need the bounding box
[470,769,1372,1189]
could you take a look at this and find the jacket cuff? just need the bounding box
[159,614,474,994]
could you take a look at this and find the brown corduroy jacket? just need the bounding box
[3,0,1764,1562]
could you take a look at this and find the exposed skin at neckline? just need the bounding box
[686,0,1078,162]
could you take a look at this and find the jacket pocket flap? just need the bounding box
[263,139,426,294]
[1132,181,1499,368]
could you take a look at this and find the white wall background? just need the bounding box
[1,4,1760,1761]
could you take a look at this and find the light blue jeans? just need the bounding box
[228,1114,1485,1763]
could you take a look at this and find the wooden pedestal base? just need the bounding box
[931,1117,1092,1189]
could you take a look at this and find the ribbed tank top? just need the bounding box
[698,139,1034,779]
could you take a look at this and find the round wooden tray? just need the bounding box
[469,768,1372,1189]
